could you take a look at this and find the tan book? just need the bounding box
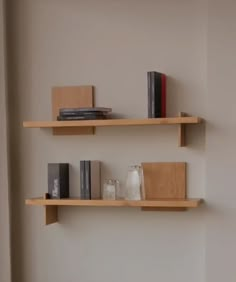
[90,161,101,199]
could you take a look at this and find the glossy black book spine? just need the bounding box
[147,71,162,118]
[84,161,91,199]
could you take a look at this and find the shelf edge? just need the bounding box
[25,198,203,208]
[23,117,203,128]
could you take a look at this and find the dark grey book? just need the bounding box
[84,161,91,199]
[80,161,85,199]
[147,71,162,118]
[59,107,112,115]
[48,163,69,199]
[57,113,107,121]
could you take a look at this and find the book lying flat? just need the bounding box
[57,114,108,121]
[59,107,112,115]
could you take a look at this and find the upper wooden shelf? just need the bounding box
[23,116,202,128]
[23,115,203,147]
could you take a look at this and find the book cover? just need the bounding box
[147,71,162,118]
[57,113,107,121]
[48,163,69,199]
[90,161,101,199]
[154,72,162,118]
[147,72,153,118]
[84,161,91,199]
[161,74,166,117]
[80,161,85,199]
[59,107,112,115]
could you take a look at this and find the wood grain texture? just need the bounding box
[178,112,186,147]
[52,85,94,135]
[141,207,187,211]
[141,162,186,200]
[23,116,203,128]
[44,194,58,225]
[45,206,58,225]
[25,198,202,208]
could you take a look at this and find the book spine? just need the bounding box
[59,164,69,198]
[154,72,162,118]
[147,72,153,118]
[90,161,101,199]
[48,163,69,199]
[161,74,166,117]
[80,161,85,199]
[148,72,162,118]
[48,163,60,199]
[84,161,91,199]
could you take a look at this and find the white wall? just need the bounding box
[7,1,207,282]
[206,1,236,281]
[0,0,11,281]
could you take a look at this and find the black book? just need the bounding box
[84,161,91,199]
[59,111,108,118]
[48,163,69,199]
[59,107,112,115]
[147,71,162,118]
[80,161,85,199]
[57,113,107,121]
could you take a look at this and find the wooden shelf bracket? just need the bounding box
[44,193,58,225]
[178,112,187,147]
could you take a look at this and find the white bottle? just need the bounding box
[125,165,142,200]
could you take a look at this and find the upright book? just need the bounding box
[80,160,101,199]
[84,160,91,199]
[147,71,166,118]
[90,161,101,199]
[48,163,69,199]
[80,161,85,199]
[161,73,166,117]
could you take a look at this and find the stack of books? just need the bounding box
[80,160,101,199]
[147,71,167,118]
[57,107,112,121]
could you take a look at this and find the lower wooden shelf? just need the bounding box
[25,198,203,225]
[26,198,202,207]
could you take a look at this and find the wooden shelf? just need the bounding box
[23,115,203,147]
[25,198,203,225]
[26,198,202,207]
[23,116,202,128]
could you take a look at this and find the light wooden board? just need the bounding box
[179,112,187,147]
[45,206,58,225]
[23,116,202,128]
[141,207,187,211]
[26,198,202,225]
[141,162,186,200]
[25,198,202,208]
[44,193,58,225]
[141,162,186,211]
[52,86,94,135]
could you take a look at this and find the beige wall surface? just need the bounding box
[0,0,11,281]
[206,1,236,282]
[7,1,207,282]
